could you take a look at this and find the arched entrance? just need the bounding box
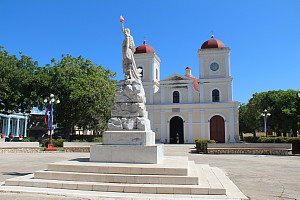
[210,115,225,143]
[170,116,184,144]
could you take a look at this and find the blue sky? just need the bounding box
[1,0,299,104]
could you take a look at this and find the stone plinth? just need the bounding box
[103,131,155,145]
[90,144,164,164]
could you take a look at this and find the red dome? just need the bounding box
[135,40,156,54]
[201,35,225,49]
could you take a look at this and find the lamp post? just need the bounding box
[261,109,271,137]
[44,94,60,151]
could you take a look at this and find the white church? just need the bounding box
[133,36,239,143]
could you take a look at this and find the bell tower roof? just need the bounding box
[135,40,156,54]
[201,35,225,49]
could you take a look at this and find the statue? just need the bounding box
[106,16,151,131]
[121,18,141,80]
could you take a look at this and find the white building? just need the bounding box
[134,36,239,143]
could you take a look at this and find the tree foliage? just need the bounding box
[1,47,116,135]
[239,90,300,136]
[42,55,116,135]
[0,47,40,113]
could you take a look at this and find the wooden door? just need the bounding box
[210,115,225,143]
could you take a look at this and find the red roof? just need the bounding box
[201,35,225,49]
[186,75,199,91]
[135,40,156,54]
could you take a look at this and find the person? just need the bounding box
[176,133,180,144]
[121,24,140,80]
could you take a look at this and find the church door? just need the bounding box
[210,115,225,143]
[170,116,184,144]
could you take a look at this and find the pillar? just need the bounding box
[229,111,236,143]
[199,84,204,102]
[16,118,20,137]
[188,86,192,103]
[200,110,205,139]
[149,87,154,104]
[188,111,193,143]
[160,112,165,143]
[160,87,165,103]
[24,117,28,137]
[2,118,6,134]
[6,117,11,137]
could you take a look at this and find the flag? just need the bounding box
[44,104,54,131]
[48,103,54,131]
[44,105,50,127]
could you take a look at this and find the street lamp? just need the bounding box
[261,109,271,137]
[44,94,60,151]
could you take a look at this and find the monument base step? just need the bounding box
[3,156,247,199]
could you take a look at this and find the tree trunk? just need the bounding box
[63,126,71,141]
[291,127,297,137]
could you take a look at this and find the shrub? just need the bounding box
[41,138,67,147]
[22,138,31,142]
[241,136,300,154]
[258,137,278,143]
[284,137,300,154]
[243,136,259,143]
[71,139,87,142]
[92,137,102,143]
[257,137,298,143]
[195,139,216,153]
[69,135,102,142]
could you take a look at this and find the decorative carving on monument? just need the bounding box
[107,17,151,131]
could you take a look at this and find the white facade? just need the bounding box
[134,39,239,143]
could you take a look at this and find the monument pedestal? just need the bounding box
[102,131,155,145]
[90,144,164,164]
[90,130,164,164]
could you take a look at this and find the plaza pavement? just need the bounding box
[0,144,299,200]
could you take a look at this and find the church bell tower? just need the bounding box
[197,35,233,103]
[134,41,161,104]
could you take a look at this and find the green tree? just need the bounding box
[239,103,258,136]
[240,90,300,136]
[41,55,116,138]
[0,47,40,113]
[1,47,117,138]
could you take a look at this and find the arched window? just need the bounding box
[156,68,159,81]
[173,91,180,103]
[212,89,220,102]
[137,66,143,78]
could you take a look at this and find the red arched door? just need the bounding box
[210,115,225,143]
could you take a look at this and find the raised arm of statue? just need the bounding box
[121,22,125,34]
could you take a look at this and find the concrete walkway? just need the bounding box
[0,144,299,199]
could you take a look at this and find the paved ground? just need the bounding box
[0,145,299,200]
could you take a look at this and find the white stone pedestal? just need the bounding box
[90,144,164,164]
[102,131,155,145]
[90,130,164,164]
